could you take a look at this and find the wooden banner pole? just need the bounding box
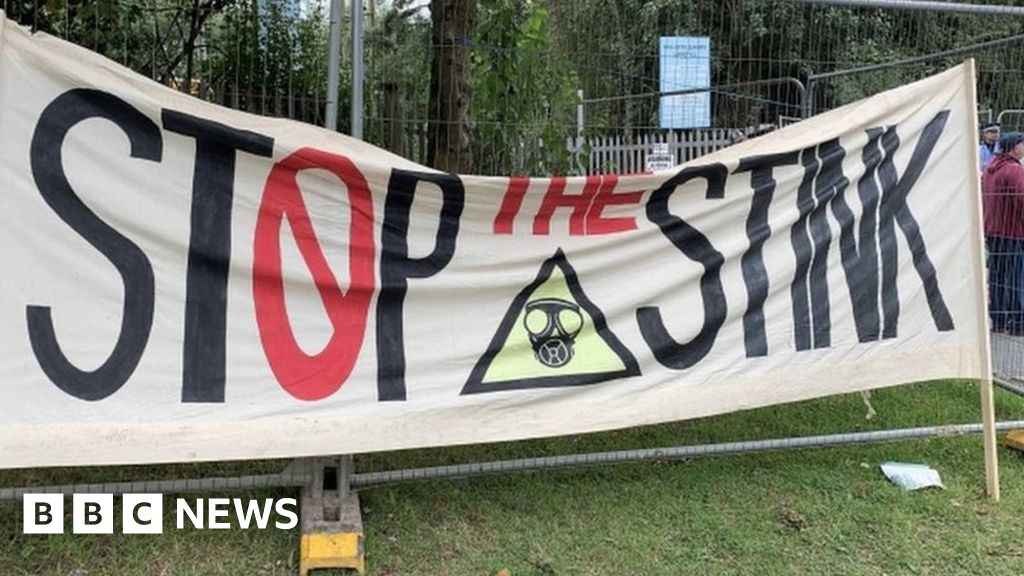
[964,58,1000,500]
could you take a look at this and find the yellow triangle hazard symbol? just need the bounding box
[462,250,640,394]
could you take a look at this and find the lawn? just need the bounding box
[3,379,1024,575]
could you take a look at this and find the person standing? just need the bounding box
[983,131,1024,333]
[980,122,1001,172]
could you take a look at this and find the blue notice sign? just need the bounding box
[659,37,710,129]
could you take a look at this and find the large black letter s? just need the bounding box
[638,164,728,370]
[27,89,162,401]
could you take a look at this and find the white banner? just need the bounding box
[0,13,988,468]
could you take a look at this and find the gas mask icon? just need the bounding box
[523,298,584,368]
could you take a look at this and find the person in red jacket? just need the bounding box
[982,132,1024,334]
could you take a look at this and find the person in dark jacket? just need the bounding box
[980,122,1000,172]
[982,131,1024,333]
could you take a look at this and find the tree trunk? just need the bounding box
[427,0,476,173]
[183,0,201,94]
[383,81,406,158]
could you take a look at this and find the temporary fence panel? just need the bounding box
[0,12,991,470]
[4,0,1024,176]
[982,125,1024,386]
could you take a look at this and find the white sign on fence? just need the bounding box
[645,142,676,172]
[659,36,711,129]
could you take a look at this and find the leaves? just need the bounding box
[8,0,1024,173]
[470,0,578,174]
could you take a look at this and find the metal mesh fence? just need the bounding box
[4,420,1024,500]
[982,127,1024,384]
[398,0,1024,175]
[7,1,1024,174]
[3,0,333,125]
[2,0,1024,490]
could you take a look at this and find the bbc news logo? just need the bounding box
[23,494,298,534]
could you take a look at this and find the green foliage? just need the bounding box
[8,0,1024,173]
[471,0,579,174]
[542,0,1024,135]
[201,0,336,124]
[4,0,334,125]
[364,0,432,158]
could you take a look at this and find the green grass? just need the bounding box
[3,380,1024,575]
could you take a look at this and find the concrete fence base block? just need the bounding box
[299,457,364,575]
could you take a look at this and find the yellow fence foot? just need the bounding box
[298,457,364,575]
[1003,429,1024,452]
